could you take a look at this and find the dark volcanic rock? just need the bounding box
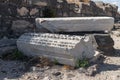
[94,34,115,56]
[0,37,16,55]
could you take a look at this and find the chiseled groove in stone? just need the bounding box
[17,33,87,49]
[18,43,74,59]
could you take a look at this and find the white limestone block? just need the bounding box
[36,17,114,32]
[17,33,96,66]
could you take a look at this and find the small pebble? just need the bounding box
[30,67,36,71]
[52,72,61,76]
[78,68,86,73]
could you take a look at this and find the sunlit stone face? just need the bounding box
[17,33,95,66]
[36,17,114,32]
[17,33,89,49]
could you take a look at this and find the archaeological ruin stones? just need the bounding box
[17,33,96,66]
[36,17,114,32]
[17,17,115,66]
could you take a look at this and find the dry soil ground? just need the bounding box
[0,31,120,80]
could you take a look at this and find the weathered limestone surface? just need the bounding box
[36,17,114,32]
[17,33,96,66]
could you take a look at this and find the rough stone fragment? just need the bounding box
[17,33,96,66]
[17,7,29,16]
[94,34,115,55]
[0,37,16,55]
[36,17,114,32]
[12,20,31,32]
[11,20,36,37]
[30,8,39,16]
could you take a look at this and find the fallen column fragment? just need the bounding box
[36,17,114,32]
[17,33,97,66]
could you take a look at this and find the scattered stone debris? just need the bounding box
[52,72,61,76]
[0,12,120,80]
[85,64,98,76]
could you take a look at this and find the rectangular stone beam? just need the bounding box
[36,17,114,32]
[17,33,96,66]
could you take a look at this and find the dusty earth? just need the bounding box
[0,31,120,80]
